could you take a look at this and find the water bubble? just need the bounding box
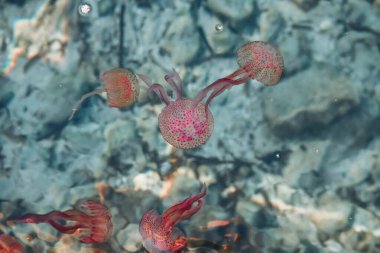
[78,2,92,16]
[215,23,224,32]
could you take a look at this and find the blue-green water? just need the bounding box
[0,0,380,252]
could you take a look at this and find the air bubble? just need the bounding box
[215,23,224,32]
[78,2,92,16]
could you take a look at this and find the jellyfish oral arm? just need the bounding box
[164,68,183,99]
[138,74,171,105]
[161,184,207,229]
[8,201,112,244]
[9,210,88,234]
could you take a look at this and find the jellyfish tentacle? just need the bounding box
[143,83,171,106]
[69,88,104,121]
[47,220,82,234]
[224,67,250,83]
[10,210,69,224]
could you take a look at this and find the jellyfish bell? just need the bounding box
[69,67,139,120]
[101,68,139,108]
[236,41,284,86]
[139,70,214,149]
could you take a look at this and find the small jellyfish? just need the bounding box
[69,68,139,120]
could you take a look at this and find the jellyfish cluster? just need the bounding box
[2,41,284,253]
[69,41,284,150]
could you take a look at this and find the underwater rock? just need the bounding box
[259,4,286,42]
[197,6,239,54]
[263,65,360,136]
[6,64,85,140]
[97,0,116,16]
[135,104,170,156]
[323,149,379,189]
[236,198,261,225]
[339,206,380,252]
[104,117,146,171]
[344,0,380,34]
[291,0,319,11]
[0,76,15,108]
[63,122,103,155]
[113,190,161,223]
[133,171,163,195]
[198,165,217,186]
[163,167,200,204]
[161,14,201,65]
[277,31,311,76]
[282,140,329,189]
[313,192,352,236]
[205,0,256,24]
[68,184,99,205]
[252,123,283,159]
[324,239,344,253]
[117,223,142,252]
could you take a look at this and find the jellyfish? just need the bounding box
[139,184,207,253]
[8,200,112,244]
[139,71,214,149]
[69,68,139,120]
[0,234,24,253]
[193,41,284,112]
[139,41,283,149]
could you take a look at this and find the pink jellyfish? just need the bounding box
[139,183,207,253]
[69,68,139,120]
[140,41,283,149]
[8,200,113,244]
[139,71,214,149]
[193,41,284,112]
